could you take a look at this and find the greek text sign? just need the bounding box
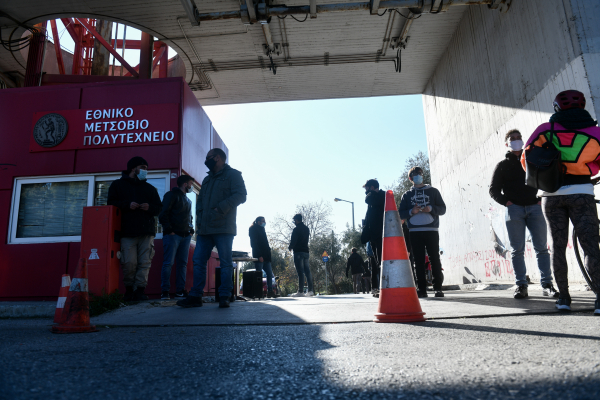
[30,103,179,152]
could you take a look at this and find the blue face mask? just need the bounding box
[261,222,266,228]
[137,169,148,181]
[412,175,423,185]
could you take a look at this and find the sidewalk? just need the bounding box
[89,289,597,327]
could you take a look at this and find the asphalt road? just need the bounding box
[1,313,599,400]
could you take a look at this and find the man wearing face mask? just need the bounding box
[399,167,446,298]
[177,148,247,309]
[108,156,162,301]
[158,175,195,300]
[360,179,386,295]
[249,216,275,298]
[489,129,558,300]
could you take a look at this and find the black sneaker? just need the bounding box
[542,283,559,298]
[434,291,444,298]
[555,297,571,311]
[514,285,528,299]
[123,286,134,302]
[594,297,599,316]
[175,289,188,298]
[267,291,275,298]
[133,287,148,301]
[417,290,428,298]
[160,291,170,300]
[219,299,230,308]
[176,296,203,308]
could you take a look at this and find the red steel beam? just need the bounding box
[159,44,168,78]
[152,45,166,74]
[50,20,65,75]
[75,18,139,78]
[60,18,79,43]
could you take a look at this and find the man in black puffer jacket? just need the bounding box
[159,175,195,300]
[108,156,162,301]
[249,216,275,298]
[346,248,365,294]
[360,179,386,294]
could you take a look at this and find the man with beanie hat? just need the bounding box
[108,156,162,301]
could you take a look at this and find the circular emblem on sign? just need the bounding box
[33,113,68,148]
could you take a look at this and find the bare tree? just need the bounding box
[269,199,333,249]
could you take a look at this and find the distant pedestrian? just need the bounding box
[399,167,446,298]
[489,129,558,299]
[177,148,247,309]
[159,175,195,300]
[108,156,162,302]
[288,214,313,297]
[361,179,385,295]
[249,216,275,298]
[522,90,600,314]
[346,248,365,294]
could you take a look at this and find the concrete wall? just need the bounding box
[422,0,600,286]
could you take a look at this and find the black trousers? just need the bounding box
[409,231,444,291]
[370,239,382,290]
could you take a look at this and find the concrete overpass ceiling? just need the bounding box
[0,1,509,106]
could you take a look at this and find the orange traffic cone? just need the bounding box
[53,274,71,324]
[52,258,98,333]
[374,190,426,323]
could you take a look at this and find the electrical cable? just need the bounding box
[377,9,388,17]
[393,9,421,20]
[290,13,308,22]
[277,15,287,19]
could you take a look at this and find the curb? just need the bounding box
[0,303,55,318]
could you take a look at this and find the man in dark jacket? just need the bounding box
[159,175,195,300]
[360,179,385,294]
[249,216,275,298]
[289,214,313,297]
[489,129,558,300]
[399,167,446,298]
[107,156,162,301]
[346,248,365,294]
[177,148,247,309]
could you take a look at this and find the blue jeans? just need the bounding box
[160,233,192,292]
[189,234,234,299]
[255,261,274,292]
[293,252,313,292]
[505,204,552,286]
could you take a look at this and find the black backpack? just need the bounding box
[525,122,564,192]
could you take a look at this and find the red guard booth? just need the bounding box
[0,77,222,300]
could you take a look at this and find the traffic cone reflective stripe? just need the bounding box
[374,190,426,323]
[51,258,98,334]
[53,274,71,324]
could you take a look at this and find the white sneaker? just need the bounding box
[290,292,304,297]
[306,291,315,297]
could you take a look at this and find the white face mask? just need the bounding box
[508,140,524,151]
[261,222,266,228]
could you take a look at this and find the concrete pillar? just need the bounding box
[91,20,113,76]
[139,32,154,79]
[421,0,600,287]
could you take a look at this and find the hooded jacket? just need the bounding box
[249,224,271,261]
[159,187,194,237]
[489,152,539,206]
[107,172,162,237]
[398,185,446,232]
[361,190,386,245]
[289,222,310,253]
[196,164,247,236]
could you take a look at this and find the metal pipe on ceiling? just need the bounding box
[195,0,497,21]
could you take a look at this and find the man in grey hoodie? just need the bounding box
[399,167,446,298]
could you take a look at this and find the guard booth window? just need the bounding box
[9,172,169,244]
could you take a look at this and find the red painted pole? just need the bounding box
[159,44,168,78]
[50,20,65,75]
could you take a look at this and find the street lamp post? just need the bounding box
[334,198,355,230]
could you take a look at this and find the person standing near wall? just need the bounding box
[177,148,247,309]
[361,179,386,296]
[522,90,600,315]
[399,167,446,298]
[489,129,558,300]
[249,216,275,298]
[288,214,313,297]
[108,156,162,302]
[346,247,365,294]
[159,175,195,300]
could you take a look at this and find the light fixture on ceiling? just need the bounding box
[179,0,201,26]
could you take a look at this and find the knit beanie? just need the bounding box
[127,156,148,172]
